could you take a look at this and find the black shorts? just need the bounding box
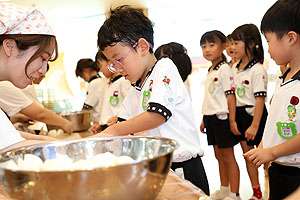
[235,105,268,146]
[268,162,300,200]
[203,115,239,148]
[171,156,210,195]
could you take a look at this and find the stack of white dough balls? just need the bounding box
[0,152,134,172]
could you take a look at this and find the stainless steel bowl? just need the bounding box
[48,110,92,132]
[0,136,177,200]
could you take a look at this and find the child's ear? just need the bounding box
[2,39,16,57]
[287,31,298,46]
[137,38,151,56]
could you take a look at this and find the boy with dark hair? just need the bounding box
[95,5,210,195]
[244,0,300,199]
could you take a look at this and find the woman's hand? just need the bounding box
[61,119,73,134]
[106,116,118,126]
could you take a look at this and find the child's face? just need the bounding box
[226,40,235,59]
[103,42,143,82]
[98,59,113,78]
[265,32,290,66]
[201,41,224,62]
[8,42,51,89]
[232,40,247,60]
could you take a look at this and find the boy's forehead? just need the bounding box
[103,43,123,59]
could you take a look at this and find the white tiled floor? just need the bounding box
[199,133,269,200]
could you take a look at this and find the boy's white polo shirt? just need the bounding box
[0,81,33,116]
[84,75,106,123]
[263,68,300,167]
[232,60,268,108]
[0,109,25,150]
[99,75,131,125]
[119,58,203,162]
[202,61,235,116]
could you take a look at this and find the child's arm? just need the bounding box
[97,111,165,136]
[245,96,265,141]
[244,134,300,167]
[227,94,241,135]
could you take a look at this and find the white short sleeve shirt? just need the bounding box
[232,60,268,107]
[0,81,33,116]
[263,69,300,166]
[0,109,25,150]
[99,75,131,125]
[84,76,106,123]
[119,58,203,162]
[202,61,235,116]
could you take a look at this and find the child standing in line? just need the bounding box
[93,5,210,195]
[226,34,239,67]
[231,24,268,200]
[200,30,241,200]
[91,51,131,132]
[75,58,106,123]
[244,0,300,199]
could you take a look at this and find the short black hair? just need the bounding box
[155,42,191,82]
[200,30,227,62]
[75,58,99,77]
[97,5,154,53]
[95,50,108,62]
[261,0,300,38]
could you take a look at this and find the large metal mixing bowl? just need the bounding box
[0,136,177,200]
[48,110,92,132]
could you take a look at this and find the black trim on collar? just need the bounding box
[89,74,101,83]
[236,59,258,71]
[83,103,93,109]
[280,68,300,81]
[208,60,226,72]
[134,61,157,91]
[147,102,172,121]
[110,75,123,83]
[279,67,290,80]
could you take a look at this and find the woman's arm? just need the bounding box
[97,111,165,136]
[20,103,73,133]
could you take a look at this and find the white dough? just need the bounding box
[115,156,134,165]
[0,160,19,171]
[93,152,117,168]
[71,159,92,170]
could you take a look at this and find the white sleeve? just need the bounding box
[148,59,181,115]
[0,81,33,116]
[84,80,104,107]
[252,66,268,97]
[219,64,235,94]
[0,109,25,150]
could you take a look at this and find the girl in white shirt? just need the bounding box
[200,30,241,200]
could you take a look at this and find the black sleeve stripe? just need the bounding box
[147,102,172,121]
[83,103,93,109]
[254,91,267,97]
[225,90,235,95]
[117,117,126,122]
